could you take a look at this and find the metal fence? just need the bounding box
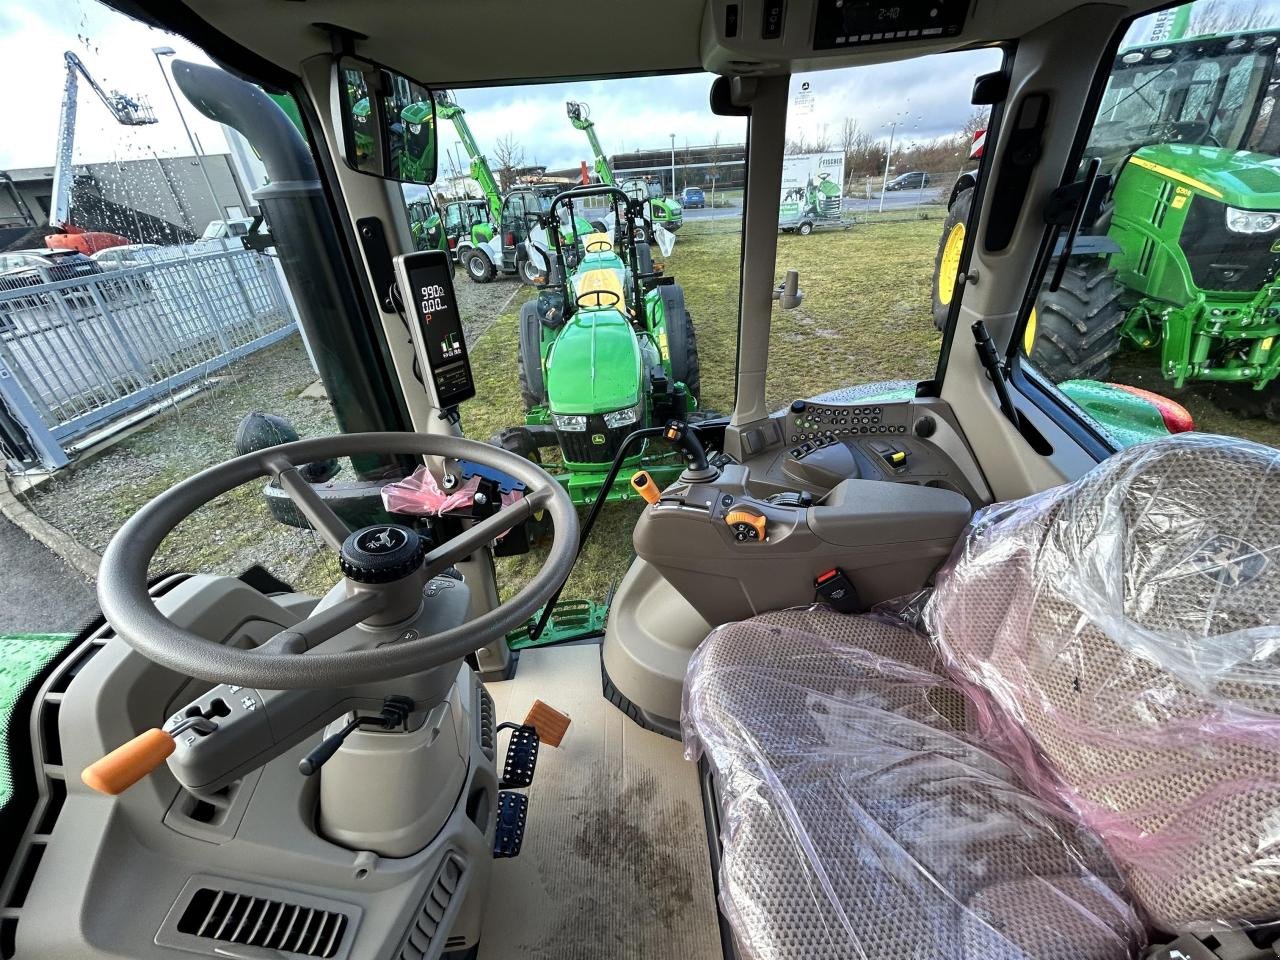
[0,246,298,472]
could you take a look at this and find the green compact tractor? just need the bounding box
[406,195,447,253]
[935,29,1280,419]
[440,197,493,262]
[495,184,699,504]
[566,100,684,235]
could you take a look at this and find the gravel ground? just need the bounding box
[16,273,527,597]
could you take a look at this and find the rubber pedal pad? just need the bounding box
[493,791,529,858]
[500,724,539,789]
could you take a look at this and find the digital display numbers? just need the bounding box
[401,252,476,409]
[812,0,968,50]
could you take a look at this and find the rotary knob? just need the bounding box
[339,524,428,584]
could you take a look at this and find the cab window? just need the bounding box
[1018,0,1280,451]
[764,47,1004,411]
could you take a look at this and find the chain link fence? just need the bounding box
[0,246,298,472]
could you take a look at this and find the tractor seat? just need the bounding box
[683,435,1280,959]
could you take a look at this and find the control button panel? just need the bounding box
[785,401,908,461]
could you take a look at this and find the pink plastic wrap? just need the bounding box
[683,606,1144,960]
[381,466,523,517]
[923,434,1280,935]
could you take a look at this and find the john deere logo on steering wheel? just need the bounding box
[357,526,408,554]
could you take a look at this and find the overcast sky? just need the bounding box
[0,0,1271,176]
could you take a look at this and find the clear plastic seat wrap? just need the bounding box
[683,606,1143,960]
[924,434,1280,935]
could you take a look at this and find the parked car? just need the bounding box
[681,186,706,208]
[90,243,162,269]
[0,248,104,322]
[885,171,930,191]
[198,217,255,243]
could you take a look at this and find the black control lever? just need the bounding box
[972,320,1020,429]
[664,419,709,473]
[298,695,415,776]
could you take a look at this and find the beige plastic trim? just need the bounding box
[730,75,791,438]
[940,4,1130,500]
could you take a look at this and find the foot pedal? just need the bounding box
[499,724,540,789]
[493,791,529,858]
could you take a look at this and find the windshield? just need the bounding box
[1093,43,1275,151]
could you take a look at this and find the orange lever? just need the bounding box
[631,470,661,504]
[82,728,175,796]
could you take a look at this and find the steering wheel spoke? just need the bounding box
[423,489,548,578]
[266,456,350,551]
[256,591,384,655]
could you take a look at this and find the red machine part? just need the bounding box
[1111,382,1196,434]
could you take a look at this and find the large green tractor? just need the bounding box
[495,185,699,504]
[935,28,1280,419]
[566,100,684,236]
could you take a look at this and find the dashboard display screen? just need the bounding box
[813,0,968,50]
[402,251,476,408]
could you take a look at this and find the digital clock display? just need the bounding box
[402,251,476,409]
[812,0,968,50]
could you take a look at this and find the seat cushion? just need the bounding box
[925,434,1280,933]
[683,607,1143,960]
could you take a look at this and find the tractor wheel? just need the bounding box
[798,221,814,236]
[661,285,701,403]
[490,425,542,464]
[1027,259,1126,382]
[932,186,972,330]
[517,300,547,411]
[519,255,544,286]
[466,250,495,284]
[1211,382,1280,422]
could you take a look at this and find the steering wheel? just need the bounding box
[97,433,577,690]
[576,288,623,309]
[585,238,612,253]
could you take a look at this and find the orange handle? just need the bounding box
[631,470,661,505]
[81,728,175,796]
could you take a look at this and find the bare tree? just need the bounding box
[1192,0,1271,34]
[707,132,723,205]
[493,134,525,192]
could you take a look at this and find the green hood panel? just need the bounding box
[545,310,642,414]
[1131,145,1280,208]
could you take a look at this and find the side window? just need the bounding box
[763,47,1004,411]
[1019,0,1280,449]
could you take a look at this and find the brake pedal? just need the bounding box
[493,791,529,858]
[498,723,539,789]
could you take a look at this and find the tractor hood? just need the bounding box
[545,309,642,415]
[1129,145,1280,209]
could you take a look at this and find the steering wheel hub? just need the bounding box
[339,524,427,584]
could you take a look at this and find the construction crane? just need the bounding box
[47,51,158,253]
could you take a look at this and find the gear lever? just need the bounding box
[298,695,415,776]
[664,420,717,482]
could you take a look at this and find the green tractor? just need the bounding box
[935,27,1280,419]
[566,100,684,235]
[440,197,493,262]
[405,195,447,253]
[495,185,700,504]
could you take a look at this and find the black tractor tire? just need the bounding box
[1027,259,1126,382]
[1211,382,1280,422]
[466,249,495,284]
[489,425,542,464]
[931,186,972,331]
[517,300,547,410]
[798,221,814,236]
[660,285,701,403]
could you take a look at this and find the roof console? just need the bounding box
[812,0,968,51]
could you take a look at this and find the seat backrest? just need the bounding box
[925,434,1280,934]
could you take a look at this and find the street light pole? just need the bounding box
[152,46,223,235]
[879,119,898,214]
[669,133,676,198]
